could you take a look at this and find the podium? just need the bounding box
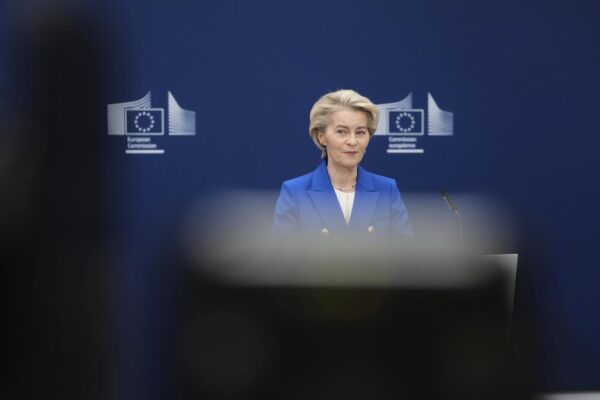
[175,247,528,400]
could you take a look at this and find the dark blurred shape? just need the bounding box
[4,6,110,400]
[175,254,531,400]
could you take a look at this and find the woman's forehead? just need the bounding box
[329,108,368,126]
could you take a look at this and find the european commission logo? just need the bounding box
[374,93,453,154]
[107,91,195,154]
[389,110,424,135]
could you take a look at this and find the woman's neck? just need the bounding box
[327,162,357,190]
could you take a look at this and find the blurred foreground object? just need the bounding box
[4,5,110,399]
[176,252,529,400]
[175,192,529,399]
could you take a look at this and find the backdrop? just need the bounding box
[3,0,599,398]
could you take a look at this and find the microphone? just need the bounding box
[441,190,464,247]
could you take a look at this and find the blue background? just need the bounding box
[3,0,599,398]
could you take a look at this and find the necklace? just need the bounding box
[333,184,356,192]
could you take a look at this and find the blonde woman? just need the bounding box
[272,89,412,239]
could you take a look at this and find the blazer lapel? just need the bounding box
[307,161,348,234]
[348,166,379,233]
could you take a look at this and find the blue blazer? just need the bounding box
[272,161,413,239]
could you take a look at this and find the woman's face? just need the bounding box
[318,108,370,171]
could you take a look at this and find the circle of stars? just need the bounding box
[395,112,415,133]
[134,111,155,133]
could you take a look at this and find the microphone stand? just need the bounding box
[441,190,464,248]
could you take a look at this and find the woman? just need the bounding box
[272,89,412,240]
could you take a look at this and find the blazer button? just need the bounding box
[367,225,374,234]
[321,228,330,237]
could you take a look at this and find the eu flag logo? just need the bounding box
[126,109,164,135]
[388,110,424,135]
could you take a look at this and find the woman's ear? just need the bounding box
[317,130,326,146]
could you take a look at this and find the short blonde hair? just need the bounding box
[309,89,379,158]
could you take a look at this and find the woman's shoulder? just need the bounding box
[359,167,398,190]
[281,171,314,191]
[280,162,326,191]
